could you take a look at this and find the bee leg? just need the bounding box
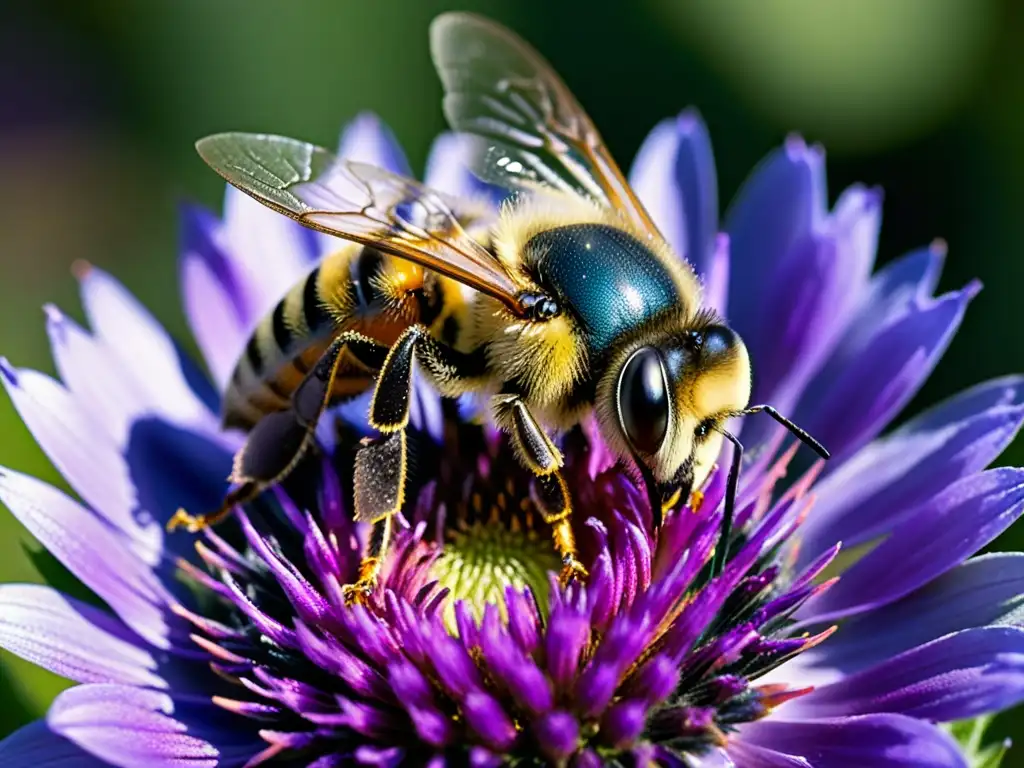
[495,395,588,587]
[341,514,393,606]
[349,325,487,596]
[167,331,389,533]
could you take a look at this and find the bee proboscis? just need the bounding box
[173,12,829,601]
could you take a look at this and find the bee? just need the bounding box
[171,12,828,600]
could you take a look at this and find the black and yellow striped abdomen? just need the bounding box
[222,243,467,430]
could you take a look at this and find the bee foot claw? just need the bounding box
[559,557,588,587]
[167,509,207,534]
[689,489,705,514]
[341,579,377,606]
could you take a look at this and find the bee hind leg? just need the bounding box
[167,331,390,534]
[495,394,587,587]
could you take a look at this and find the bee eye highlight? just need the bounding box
[617,347,669,455]
[695,419,715,440]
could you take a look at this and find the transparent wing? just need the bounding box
[195,132,524,312]
[430,12,660,238]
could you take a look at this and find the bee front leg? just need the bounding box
[167,331,389,534]
[347,325,486,603]
[494,395,587,587]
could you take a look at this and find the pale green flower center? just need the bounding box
[431,510,559,631]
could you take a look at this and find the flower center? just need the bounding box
[430,509,560,629]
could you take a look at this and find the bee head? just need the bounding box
[601,319,752,505]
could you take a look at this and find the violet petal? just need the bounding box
[786,627,1024,721]
[799,468,1024,622]
[629,110,718,275]
[724,136,826,358]
[0,720,107,766]
[740,714,968,768]
[799,375,1024,566]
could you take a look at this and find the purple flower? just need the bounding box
[0,109,1022,767]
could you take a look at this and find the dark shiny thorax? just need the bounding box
[527,224,681,359]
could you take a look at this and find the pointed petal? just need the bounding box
[0,468,175,648]
[740,715,968,768]
[789,627,1024,722]
[726,740,811,767]
[423,132,504,203]
[179,204,254,390]
[0,361,156,553]
[792,552,1024,680]
[48,685,222,768]
[0,584,162,686]
[220,186,317,315]
[338,112,412,175]
[724,135,826,344]
[747,186,881,412]
[45,306,152,448]
[703,234,730,316]
[795,274,978,461]
[630,110,718,275]
[799,376,1024,563]
[799,468,1024,622]
[0,720,107,766]
[76,266,216,427]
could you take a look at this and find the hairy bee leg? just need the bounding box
[341,515,393,605]
[351,325,486,591]
[496,395,587,586]
[167,331,389,533]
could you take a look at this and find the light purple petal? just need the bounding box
[48,685,222,768]
[0,584,163,687]
[0,360,161,559]
[179,204,254,391]
[0,468,175,648]
[424,132,503,204]
[629,110,718,275]
[726,740,811,767]
[740,714,968,768]
[793,277,978,461]
[784,627,1024,722]
[799,468,1024,623]
[76,266,217,429]
[703,234,730,316]
[0,720,107,766]
[338,112,412,175]
[724,135,826,349]
[45,306,155,448]
[799,376,1024,565]
[220,187,316,317]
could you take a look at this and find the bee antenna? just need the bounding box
[709,407,830,578]
[741,404,830,459]
[710,428,743,579]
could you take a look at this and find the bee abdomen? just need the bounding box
[222,244,449,430]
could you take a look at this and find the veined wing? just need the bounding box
[196,132,525,313]
[430,12,661,240]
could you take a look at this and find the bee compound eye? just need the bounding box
[617,347,669,455]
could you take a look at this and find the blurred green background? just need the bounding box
[1,0,1023,757]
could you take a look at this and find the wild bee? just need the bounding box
[171,12,828,600]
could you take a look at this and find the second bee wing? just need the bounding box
[430,12,661,241]
[196,132,525,313]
